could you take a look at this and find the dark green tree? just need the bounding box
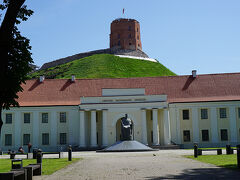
[0,0,33,142]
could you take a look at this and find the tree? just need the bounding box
[0,0,33,143]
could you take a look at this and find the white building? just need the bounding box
[1,72,240,151]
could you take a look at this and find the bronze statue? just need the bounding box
[121,114,133,141]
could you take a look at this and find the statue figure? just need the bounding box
[121,114,133,141]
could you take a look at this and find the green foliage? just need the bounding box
[186,155,238,169]
[30,54,176,79]
[0,158,81,175]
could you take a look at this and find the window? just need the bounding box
[182,110,189,120]
[201,109,208,119]
[5,113,12,124]
[129,42,132,45]
[60,112,66,123]
[24,113,30,123]
[42,113,48,123]
[221,129,228,141]
[151,131,153,143]
[137,35,139,40]
[150,111,153,121]
[5,134,12,146]
[201,130,209,141]
[42,133,49,145]
[137,28,139,32]
[219,108,227,118]
[238,108,240,118]
[60,133,67,145]
[183,130,190,142]
[128,34,131,38]
[117,34,120,39]
[23,134,30,145]
[128,26,131,31]
[118,40,120,46]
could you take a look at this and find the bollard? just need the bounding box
[194,143,198,158]
[226,144,231,155]
[237,145,240,168]
[68,145,72,161]
[37,149,42,164]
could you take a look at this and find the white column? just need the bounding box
[51,111,57,147]
[68,111,74,145]
[176,108,181,144]
[91,110,97,147]
[192,107,199,143]
[152,108,159,145]
[102,110,108,147]
[141,109,148,145]
[210,107,219,143]
[163,109,171,145]
[14,111,21,148]
[33,112,39,147]
[229,106,237,142]
[79,111,86,147]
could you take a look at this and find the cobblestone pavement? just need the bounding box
[31,149,240,180]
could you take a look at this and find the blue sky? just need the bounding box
[15,0,240,75]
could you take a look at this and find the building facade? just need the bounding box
[1,73,240,151]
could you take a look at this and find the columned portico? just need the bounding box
[152,108,159,145]
[90,110,97,147]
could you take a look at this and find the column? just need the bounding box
[102,110,108,147]
[163,109,171,145]
[14,111,21,148]
[33,112,39,147]
[229,106,237,142]
[91,110,97,147]
[210,107,219,143]
[79,110,86,147]
[176,108,181,144]
[51,111,57,147]
[192,107,199,143]
[141,109,148,145]
[152,108,159,145]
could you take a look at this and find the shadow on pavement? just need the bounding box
[145,167,240,180]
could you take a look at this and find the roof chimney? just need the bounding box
[39,75,45,82]
[192,70,197,78]
[71,75,75,82]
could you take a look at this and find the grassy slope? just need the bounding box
[30,54,176,79]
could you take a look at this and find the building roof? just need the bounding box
[17,73,240,106]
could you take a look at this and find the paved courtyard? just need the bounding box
[33,149,240,180]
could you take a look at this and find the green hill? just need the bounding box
[30,54,176,79]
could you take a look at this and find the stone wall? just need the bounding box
[40,48,149,70]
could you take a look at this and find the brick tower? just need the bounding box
[110,18,142,51]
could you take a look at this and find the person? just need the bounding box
[18,146,24,154]
[28,143,32,153]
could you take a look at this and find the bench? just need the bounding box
[24,163,42,180]
[0,169,27,180]
[198,148,222,155]
[42,152,63,158]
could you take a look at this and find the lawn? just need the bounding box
[0,158,81,175]
[186,154,238,169]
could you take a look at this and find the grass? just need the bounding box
[0,158,80,175]
[186,154,238,169]
[29,54,176,79]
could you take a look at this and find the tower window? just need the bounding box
[137,35,139,40]
[137,28,139,32]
